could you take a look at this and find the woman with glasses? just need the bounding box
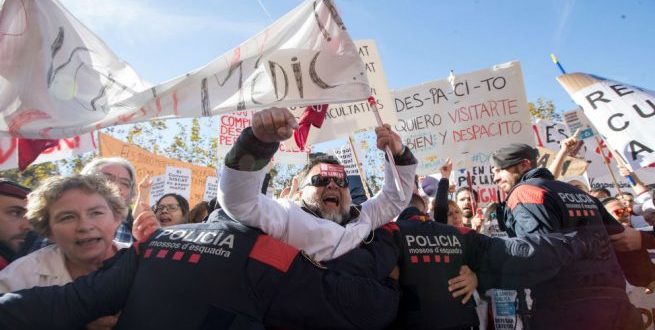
[0,174,129,329]
[154,194,189,227]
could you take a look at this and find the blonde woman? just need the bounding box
[0,174,129,329]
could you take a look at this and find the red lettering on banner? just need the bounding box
[8,110,51,136]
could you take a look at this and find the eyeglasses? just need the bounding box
[155,204,180,213]
[303,175,349,188]
[101,173,133,190]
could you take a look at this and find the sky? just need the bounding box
[58,0,655,115]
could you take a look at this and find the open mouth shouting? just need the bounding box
[322,193,341,209]
[75,237,102,248]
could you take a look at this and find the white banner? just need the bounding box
[0,133,96,171]
[0,0,369,138]
[557,73,655,169]
[290,40,395,145]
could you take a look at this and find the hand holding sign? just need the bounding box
[252,107,299,143]
[134,175,152,214]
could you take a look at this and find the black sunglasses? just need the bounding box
[305,175,349,188]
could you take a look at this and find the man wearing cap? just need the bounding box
[218,107,416,261]
[0,180,31,270]
[491,143,652,330]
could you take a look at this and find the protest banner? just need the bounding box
[98,133,215,206]
[289,40,396,145]
[536,112,655,194]
[216,110,308,165]
[535,146,588,177]
[203,176,219,202]
[393,61,532,203]
[558,73,655,169]
[0,133,96,171]
[164,166,192,201]
[0,0,369,139]
[149,175,166,207]
[326,140,360,176]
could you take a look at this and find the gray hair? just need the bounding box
[81,157,137,199]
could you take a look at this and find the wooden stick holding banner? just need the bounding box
[595,136,624,196]
[465,169,479,214]
[348,135,371,199]
[368,96,405,202]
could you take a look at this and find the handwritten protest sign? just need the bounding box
[149,175,166,207]
[393,61,532,203]
[536,146,588,177]
[0,133,96,171]
[164,166,192,201]
[99,133,214,206]
[326,141,360,176]
[290,40,396,145]
[216,110,308,165]
[393,61,532,175]
[203,176,219,202]
[0,0,369,139]
[558,73,655,169]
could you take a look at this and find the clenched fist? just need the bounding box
[252,107,298,143]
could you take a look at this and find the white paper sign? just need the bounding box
[203,176,219,202]
[149,175,166,207]
[164,166,191,201]
[327,141,359,176]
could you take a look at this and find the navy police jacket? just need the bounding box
[391,207,591,330]
[502,168,655,300]
[0,210,399,330]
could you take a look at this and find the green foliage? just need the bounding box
[528,97,561,121]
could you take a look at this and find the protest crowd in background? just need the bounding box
[0,0,655,329]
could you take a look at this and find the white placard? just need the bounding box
[164,166,192,201]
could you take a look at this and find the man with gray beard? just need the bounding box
[218,107,417,261]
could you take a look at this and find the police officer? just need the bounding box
[390,202,600,330]
[491,143,652,330]
[0,209,400,329]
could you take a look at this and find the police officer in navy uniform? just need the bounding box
[389,200,607,330]
[0,209,400,330]
[491,143,653,330]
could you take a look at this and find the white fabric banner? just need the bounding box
[0,0,369,138]
[557,73,655,169]
[0,133,96,170]
[290,40,395,145]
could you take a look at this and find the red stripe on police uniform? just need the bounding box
[583,210,589,216]
[410,255,419,263]
[144,248,153,259]
[444,255,450,263]
[249,235,298,273]
[422,255,431,263]
[507,185,546,209]
[434,255,441,263]
[576,209,582,217]
[569,210,575,217]
[590,209,596,216]
[382,222,400,233]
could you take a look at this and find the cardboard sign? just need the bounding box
[164,166,192,201]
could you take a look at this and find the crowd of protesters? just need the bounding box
[0,107,653,329]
